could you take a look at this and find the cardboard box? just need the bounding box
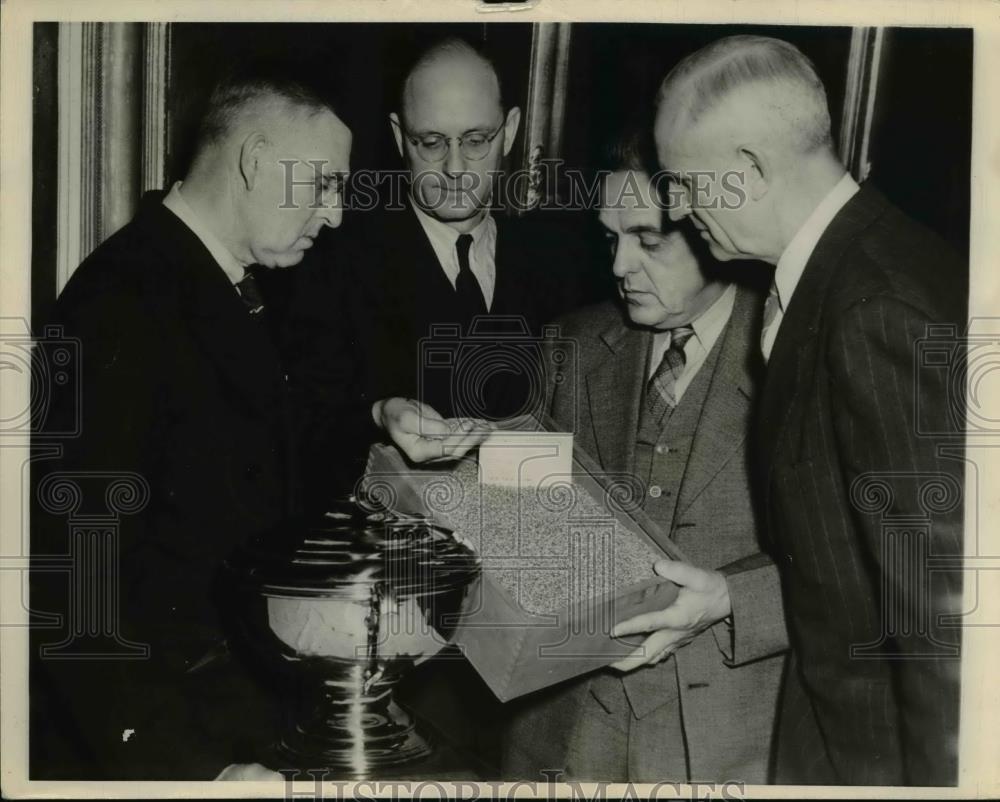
[362,414,686,702]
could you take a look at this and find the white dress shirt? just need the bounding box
[411,202,497,310]
[761,172,860,361]
[647,283,737,404]
[162,181,247,285]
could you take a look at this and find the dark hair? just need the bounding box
[395,36,507,119]
[195,61,339,150]
[599,122,659,176]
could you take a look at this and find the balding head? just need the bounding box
[400,38,504,123]
[390,37,521,232]
[657,35,833,158]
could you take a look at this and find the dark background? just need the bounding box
[32,23,973,323]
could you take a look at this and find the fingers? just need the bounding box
[609,630,679,672]
[612,606,689,637]
[214,762,284,781]
[653,559,707,588]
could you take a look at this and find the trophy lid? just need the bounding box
[228,498,480,601]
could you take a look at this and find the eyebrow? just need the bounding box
[407,122,500,137]
[623,224,665,235]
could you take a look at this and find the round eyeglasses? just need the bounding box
[402,121,505,163]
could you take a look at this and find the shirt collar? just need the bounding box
[686,282,736,350]
[411,201,492,249]
[774,172,860,311]
[162,182,247,284]
[654,282,736,352]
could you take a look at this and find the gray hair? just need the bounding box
[657,35,833,153]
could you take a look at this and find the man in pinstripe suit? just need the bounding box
[655,35,965,785]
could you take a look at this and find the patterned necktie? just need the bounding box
[646,325,696,422]
[235,266,266,319]
[455,233,487,322]
[760,281,781,362]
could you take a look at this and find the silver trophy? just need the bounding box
[227,498,480,776]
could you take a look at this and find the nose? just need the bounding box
[314,197,342,230]
[611,241,637,280]
[442,139,467,179]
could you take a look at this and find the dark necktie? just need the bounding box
[646,325,696,423]
[235,266,266,319]
[455,234,487,322]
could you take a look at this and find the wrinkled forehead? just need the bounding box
[599,170,663,230]
[654,95,739,174]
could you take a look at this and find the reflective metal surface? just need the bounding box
[227,498,480,776]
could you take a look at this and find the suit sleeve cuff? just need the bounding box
[712,552,789,666]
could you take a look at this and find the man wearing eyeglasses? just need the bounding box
[282,36,602,774]
[286,37,599,434]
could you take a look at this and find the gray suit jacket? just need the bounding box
[503,286,788,782]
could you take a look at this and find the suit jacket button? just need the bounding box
[655,445,667,455]
[649,485,662,498]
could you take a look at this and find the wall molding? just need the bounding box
[840,26,886,183]
[55,22,171,293]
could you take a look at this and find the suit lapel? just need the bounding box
[585,318,649,475]
[758,184,888,481]
[396,205,458,317]
[676,286,760,516]
[148,201,284,416]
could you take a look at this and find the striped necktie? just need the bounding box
[646,325,696,422]
[760,281,782,362]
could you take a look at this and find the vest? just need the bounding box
[634,329,727,542]
[588,326,729,727]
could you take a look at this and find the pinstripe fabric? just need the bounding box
[757,184,965,786]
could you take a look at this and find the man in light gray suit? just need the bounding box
[502,132,787,782]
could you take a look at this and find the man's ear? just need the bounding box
[389,113,404,159]
[738,146,769,201]
[239,132,267,191]
[501,106,522,157]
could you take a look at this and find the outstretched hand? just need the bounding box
[609,559,732,672]
[374,397,494,464]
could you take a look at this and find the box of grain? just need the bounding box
[361,413,688,701]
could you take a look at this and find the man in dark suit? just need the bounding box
[655,35,965,785]
[287,37,600,441]
[30,68,480,781]
[283,37,603,774]
[503,134,787,783]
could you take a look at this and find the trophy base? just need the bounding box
[274,696,432,778]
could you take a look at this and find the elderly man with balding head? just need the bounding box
[655,35,965,786]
